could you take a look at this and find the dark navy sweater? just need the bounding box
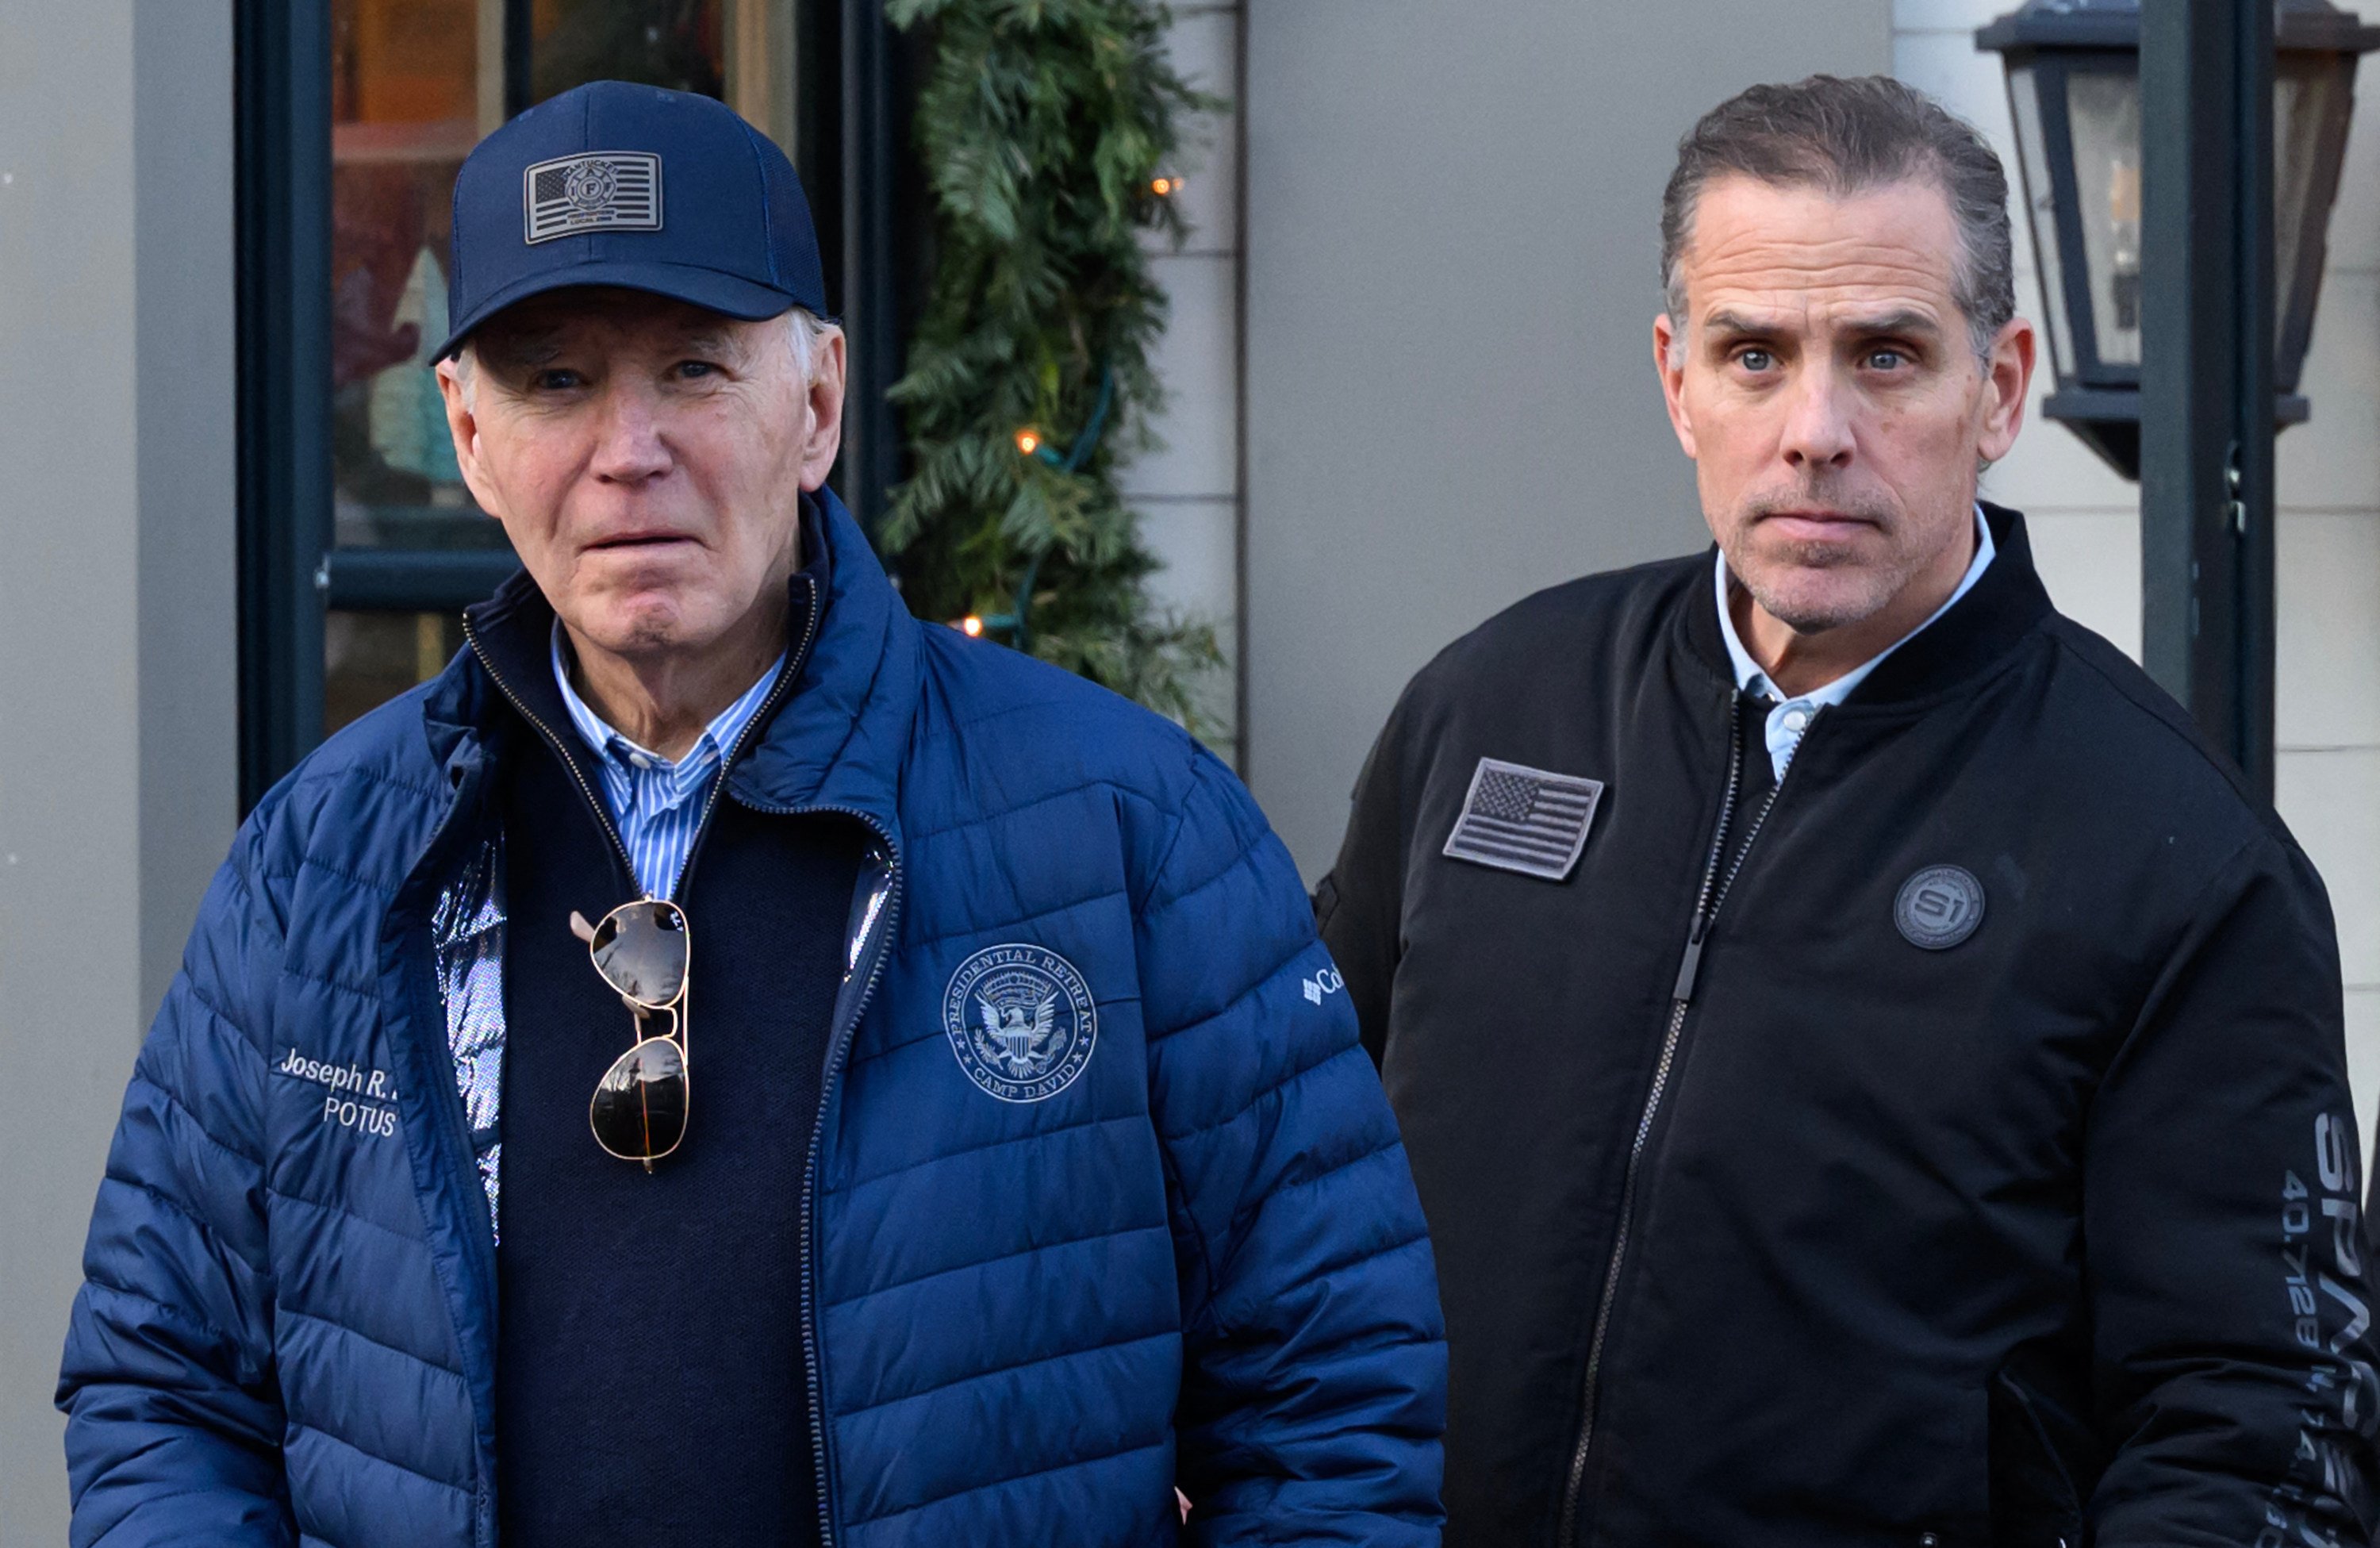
[486,601,858,1547]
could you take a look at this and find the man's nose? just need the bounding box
[589,382,673,484]
[1779,366,1856,471]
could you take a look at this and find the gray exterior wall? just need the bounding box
[0,2,238,1535]
[1242,0,1895,877]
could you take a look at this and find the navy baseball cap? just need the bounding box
[436,79,828,360]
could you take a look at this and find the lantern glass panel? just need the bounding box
[2006,63,2077,380]
[2067,67,2144,368]
[2274,53,2350,367]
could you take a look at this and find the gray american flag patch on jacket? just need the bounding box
[1441,758,1604,881]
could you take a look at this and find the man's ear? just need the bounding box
[798,330,849,492]
[1653,313,1699,459]
[436,357,506,520]
[1975,316,2036,466]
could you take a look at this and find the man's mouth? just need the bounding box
[585,530,695,552]
[1758,510,1875,541]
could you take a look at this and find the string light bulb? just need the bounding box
[959,615,985,637]
[1015,428,1042,456]
[1150,175,1179,198]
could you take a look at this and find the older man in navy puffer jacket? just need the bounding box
[57,82,1445,1548]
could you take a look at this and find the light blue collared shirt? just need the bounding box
[1717,506,1996,781]
[551,624,786,900]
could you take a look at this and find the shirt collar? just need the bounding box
[1715,504,1996,708]
[550,621,787,778]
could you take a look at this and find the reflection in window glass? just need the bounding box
[2067,69,2142,368]
[532,0,725,105]
[2273,58,2349,356]
[327,612,469,736]
[332,0,497,553]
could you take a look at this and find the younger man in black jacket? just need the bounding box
[1321,75,2378,1546]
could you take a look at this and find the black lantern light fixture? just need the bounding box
[1978,0,2378,479]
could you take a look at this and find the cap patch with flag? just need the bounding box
[524,152,662,243]
[1443,758,1604,881]
[437,81,827,359]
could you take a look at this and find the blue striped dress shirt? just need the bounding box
[551,624,786,901]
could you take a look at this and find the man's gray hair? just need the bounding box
[1660,75,2017,363]
[454,305,837,411]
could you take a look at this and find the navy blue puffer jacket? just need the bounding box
[58,490,1448,1546]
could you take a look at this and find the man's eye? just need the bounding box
[1866,348,1908,371]
[1735,348,1775,372]
[532,369,585,391]
[674,360,720,380]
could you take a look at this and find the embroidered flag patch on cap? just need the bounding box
[524,152,662,243]
[1442,758,1604,881]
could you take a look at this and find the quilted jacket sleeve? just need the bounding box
[56,825,294,1546]
[1137,747,1448,1545]
[2085,832,2378,1545]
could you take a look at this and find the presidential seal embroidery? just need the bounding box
[943,943,1098,1103]
[1894,864,1986,951]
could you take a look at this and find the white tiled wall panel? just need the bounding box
[1123,254,1239,499]
[1130,4,1242,743]
[2326,60,2380,275]
[1891,25,2020,159]
[2350,989,2380,1151]
[1976,370,2140,517]
[2017,507,2141,659]
[1150,4,1240,255]
[2278,511,2380,750]
[2280,747,2380,987]
[2282,267,2380,511]
[1139,497,1240,624]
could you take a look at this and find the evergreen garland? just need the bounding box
[881,0,1224,733]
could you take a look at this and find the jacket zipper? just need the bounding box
[384,755,506,1548]
[459,613,642,892]
[1556,695,1810,1545]
[729,794,904,1548]
[458,572,824,902]
[458,576,851,1535]
[669,573,823,903]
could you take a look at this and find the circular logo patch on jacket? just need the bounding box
[943,943,1098,1102]
[1894,864,1987,950]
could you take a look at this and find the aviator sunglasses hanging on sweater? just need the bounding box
[570,900,693,1169]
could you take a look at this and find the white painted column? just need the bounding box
[1131,2,1245,760]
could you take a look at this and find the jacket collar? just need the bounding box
[425,486,919,840]
[1679,500,2054,709]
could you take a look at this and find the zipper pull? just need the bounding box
[1672,908,1712,1003]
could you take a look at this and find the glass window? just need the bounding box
[327,611,470,736]
[532,1,726,102]
[330,0,492,557]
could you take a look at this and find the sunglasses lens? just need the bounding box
[590,901,689,1006]
[589,1035,688,1161]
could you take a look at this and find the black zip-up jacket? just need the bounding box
[1317,505,2378,1546]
